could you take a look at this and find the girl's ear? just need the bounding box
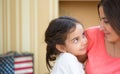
[56,44,66,53]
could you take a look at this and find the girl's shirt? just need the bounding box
[85,26,120,74]
[51,53,85,74]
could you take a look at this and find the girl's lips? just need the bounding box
[80,47,87,51]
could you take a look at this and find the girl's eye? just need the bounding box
[82,32,84,35]
[82,32,85,38]
[73,38,78,43]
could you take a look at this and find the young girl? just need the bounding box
[45,16,87,74]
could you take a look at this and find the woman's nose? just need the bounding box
[100,24,104,31]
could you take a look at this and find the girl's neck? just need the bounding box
[77,54,87,63]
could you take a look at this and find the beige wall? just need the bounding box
[0,0,58,74]
[59,1,99,28]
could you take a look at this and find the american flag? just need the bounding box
[14,55,34,74]
[0,53,34,74]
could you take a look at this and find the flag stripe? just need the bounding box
[15,60,32,64]
[15,62,33,68]
[15,68,33,74]
[15,66,33,70]
[15,56,32,62]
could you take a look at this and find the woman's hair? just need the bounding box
[45,16,82,71]
[98,0,120,35]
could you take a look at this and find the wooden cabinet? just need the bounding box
[59,0,100,28]
[59,0,99,1]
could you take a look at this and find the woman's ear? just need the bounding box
[56,44,66,53]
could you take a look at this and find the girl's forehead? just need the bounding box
[67,24,84,38]
[69,23,84,32]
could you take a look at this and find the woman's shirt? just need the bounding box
[85,26,120,74]
[51,53,85,74]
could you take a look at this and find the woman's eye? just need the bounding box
[103,18,109,24]
[100,18,109,24]
[104,20,109,24]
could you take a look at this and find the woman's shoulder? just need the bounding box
[85,26,104,52]
[85,26,100,33]
[85,26,104,38]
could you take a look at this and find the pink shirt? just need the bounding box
[85,26,120,74]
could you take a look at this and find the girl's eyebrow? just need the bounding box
[72,37,78,40]
[70,36,79,41]
[71,33,82,41]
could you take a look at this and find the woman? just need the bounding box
[85,0,120,74]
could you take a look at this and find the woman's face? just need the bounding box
[63,23,88,56]
[99,6,120,42]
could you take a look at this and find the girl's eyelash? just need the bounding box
[74,38,78,40]
[82,32,85,38]
[73,37,78,43]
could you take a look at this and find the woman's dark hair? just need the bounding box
[98,0,120,35]
[45,16,82,71]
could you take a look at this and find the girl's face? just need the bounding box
[63,23,87,56]
[99,6,120,42]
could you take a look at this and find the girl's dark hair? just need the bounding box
[98,0,120,35]
[45,16,82,71]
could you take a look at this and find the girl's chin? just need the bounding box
[80,51,87,55]
[80,48,87,52]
